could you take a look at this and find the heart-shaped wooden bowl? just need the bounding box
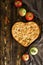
[11,21,40,47]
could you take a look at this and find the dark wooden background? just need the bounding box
[0,0,43,65]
